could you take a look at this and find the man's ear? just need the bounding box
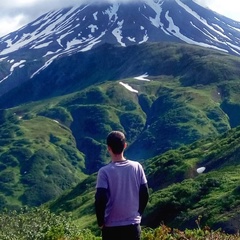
[124,143,127,149]
[107,146,112,152]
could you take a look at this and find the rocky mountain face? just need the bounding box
[0,0,240,96]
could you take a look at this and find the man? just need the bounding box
[95,131,149,240]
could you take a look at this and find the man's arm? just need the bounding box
[138,183,149,215]
[95,188,108,227]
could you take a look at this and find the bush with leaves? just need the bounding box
[0,207,239,239]
[141,226,240,239]
[141,222,240,240]
[0,207,100,240]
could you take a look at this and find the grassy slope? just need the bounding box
[144,127,240,233]
[48,126,240,234]
[0,109,86,209]
[8,72,237,166]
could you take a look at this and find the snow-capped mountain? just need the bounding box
[0,0,240,95]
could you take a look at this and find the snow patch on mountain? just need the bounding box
[134,73,151,81]
[10,60,26,72]
[0,57,7,62]
[228,25,240,33]
[33,41,53,49]
[119,82,139,93]
[165,11,228,52]
[79,32,105,52]
[104,3,120,21]
[147,0,163,28]
[139,31,149,44]
[112,20,126,47]
[88,24,98,33]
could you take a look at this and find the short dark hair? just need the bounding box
[107,131,126,154]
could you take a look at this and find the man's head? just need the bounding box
[107,131,126,155]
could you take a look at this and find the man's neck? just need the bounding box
[111,154,126,163]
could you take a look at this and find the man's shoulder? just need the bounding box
[127,159,142,166]
[99,160,142,170]
[126,160,144,170]
[99,162,112,171]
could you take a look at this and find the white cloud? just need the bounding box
[0,15,26,37]
[0,1,87,36]
[194,0,240,21]
[0,0,239,37]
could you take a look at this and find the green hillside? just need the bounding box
[144,127,240,233]
[0,42,240,233]
[49,126,240,234]
[0,109,86,209]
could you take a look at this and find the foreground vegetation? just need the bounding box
[0,207,100,240]
[0,208,239,240]
[141,223,240,240]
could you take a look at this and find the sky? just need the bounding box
[0,0,240,37]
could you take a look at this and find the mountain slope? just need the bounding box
[0,42,240,220]
[143,126,240,233]
[1,42,240,162]
[49,126,240,234]
[0,0,240,95]
[0,108,86,209]
[1,41,240,107]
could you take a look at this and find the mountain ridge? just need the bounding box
[1,42,240,109]
[0,0,240,95]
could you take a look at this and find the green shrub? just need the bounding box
[141,223,240,240]
[38,107,72,126]
[0,207,239,240]
[0,207,100,240]
[0,195,7,210]
[21,182,61,206]
[0,154,19,167]
[49,133,61,144]
[0,171,16,183]
[10,147,32,163]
